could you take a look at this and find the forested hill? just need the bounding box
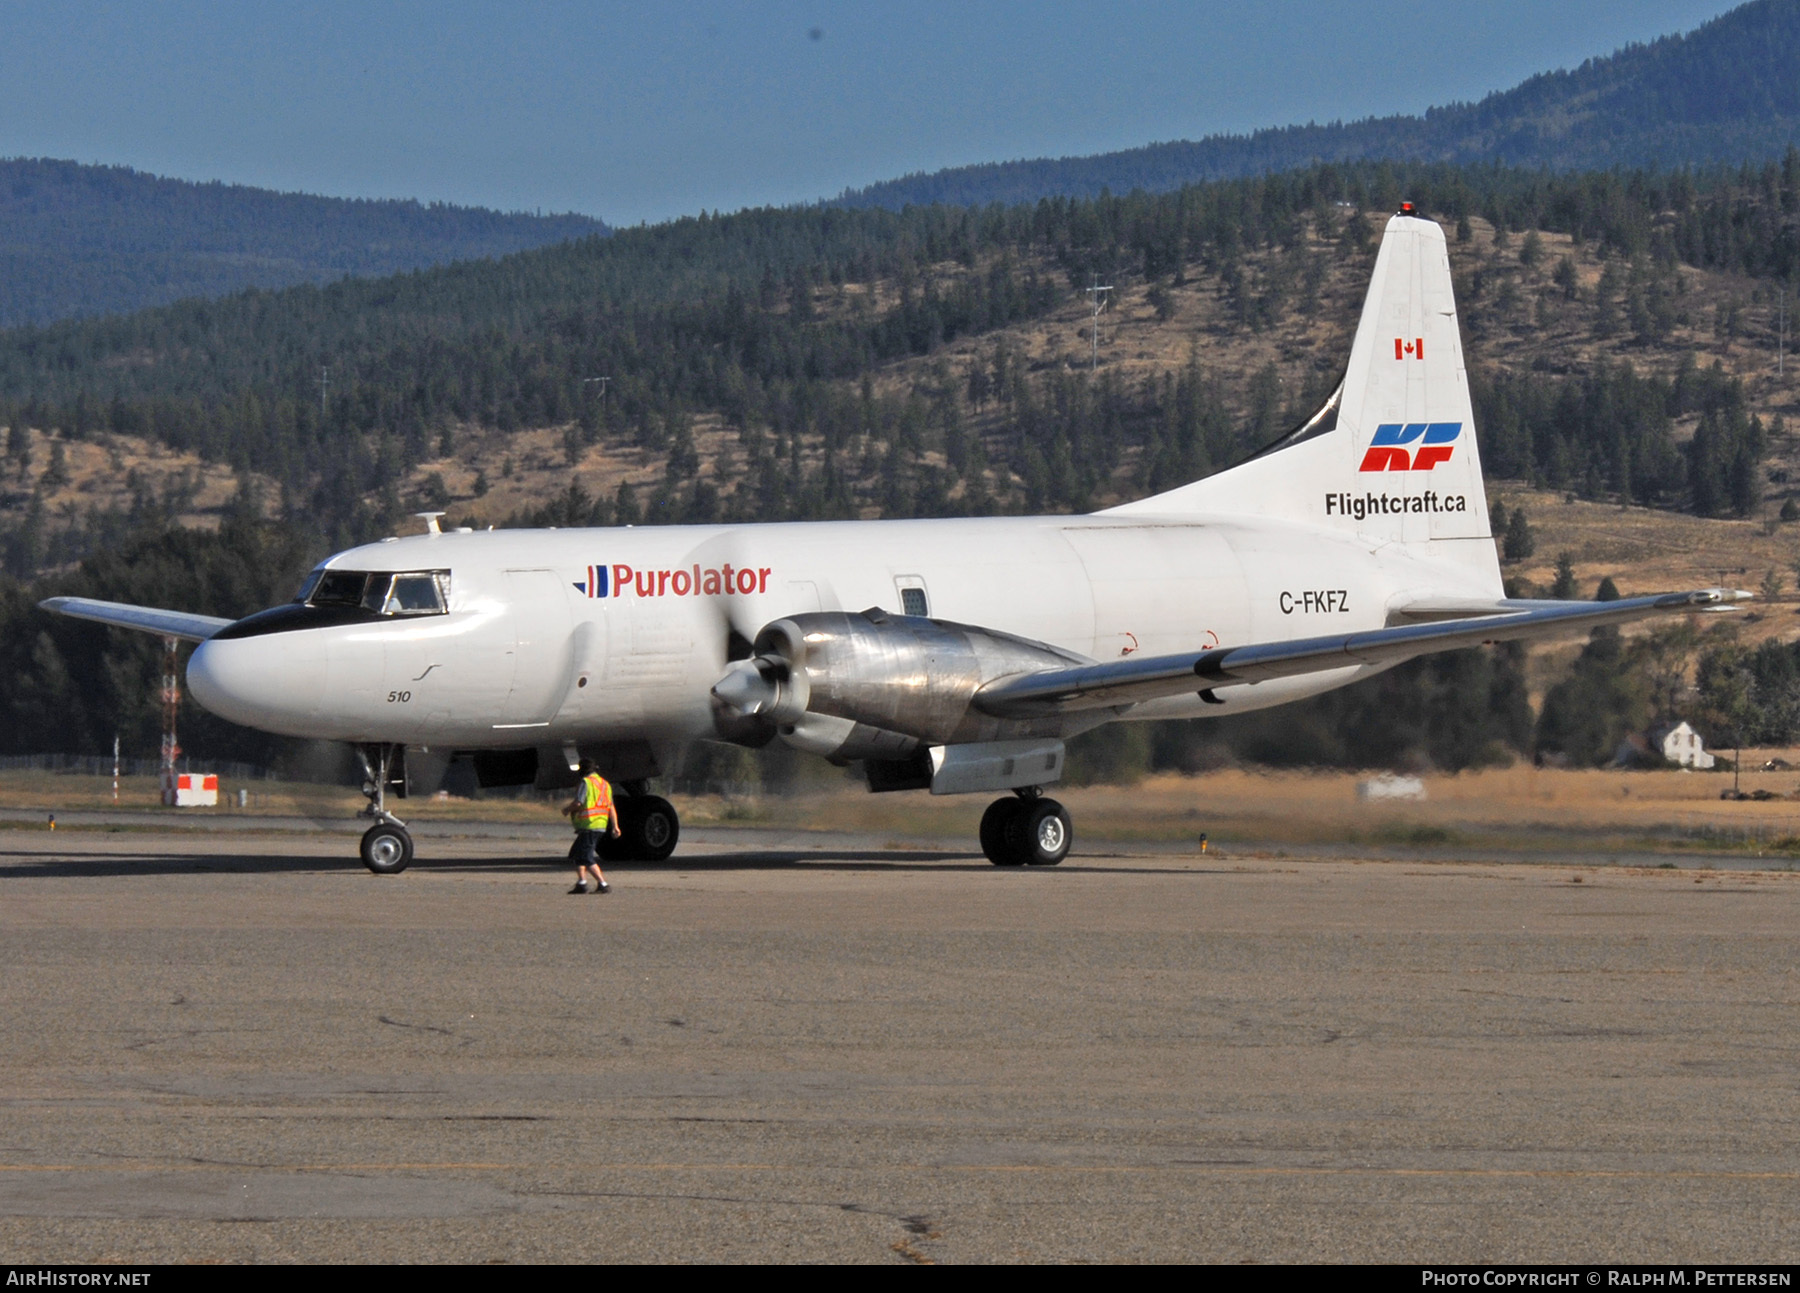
[839,0,1800,210]
[0,158,607,327]
[1,154,1796,575]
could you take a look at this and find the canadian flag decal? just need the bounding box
[1394,337,1424,360]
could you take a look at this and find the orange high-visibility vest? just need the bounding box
[573,772,615,831]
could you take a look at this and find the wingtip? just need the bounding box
[1649,588,1754,611]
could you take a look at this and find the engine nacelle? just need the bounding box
[711,608,1091,762]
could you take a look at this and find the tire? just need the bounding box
[605,798,640,860]
[360,823,413,875]
[980,797,1026,866]
[1019,799,1071,866]
[623,795,680,862]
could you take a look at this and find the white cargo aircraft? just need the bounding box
[45,210,1744,872]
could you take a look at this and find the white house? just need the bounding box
[1651,721,1715,769]
[1613,721,1716,769]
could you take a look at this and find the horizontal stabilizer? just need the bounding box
[975,589,1749,717]
[39,596,234,643]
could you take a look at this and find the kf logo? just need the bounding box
[1358,422,1461,472]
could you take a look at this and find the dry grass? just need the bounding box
[1482,484,1800,699]
[0,427,263,534]
[19,763,1800,861]
[695,765,1800,854]
[0,771,558,824]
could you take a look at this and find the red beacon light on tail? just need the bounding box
[1399,201,1415,215]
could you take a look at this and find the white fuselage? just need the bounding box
[186,510,1495,757]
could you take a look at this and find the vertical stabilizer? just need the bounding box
[1106,212,1500,589]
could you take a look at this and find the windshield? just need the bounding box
[304,569,451,616]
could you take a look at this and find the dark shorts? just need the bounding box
[570,830,603,865]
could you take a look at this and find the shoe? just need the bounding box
[568,883,587,895]
[596,881,610,894]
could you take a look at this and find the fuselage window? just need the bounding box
[306,570,451,616]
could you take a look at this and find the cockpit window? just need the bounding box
[386,573,447,615]
[305,569,451,616]
[310,570,372,607]
[360,574,393,612]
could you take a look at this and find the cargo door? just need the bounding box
[497,569,575,728]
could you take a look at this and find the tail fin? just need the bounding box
[1106,212,1500,589]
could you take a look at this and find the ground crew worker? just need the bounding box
[561,758,621,894]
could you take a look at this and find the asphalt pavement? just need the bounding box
[1,826,1796,1263]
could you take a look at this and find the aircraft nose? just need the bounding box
[188,635,328,735]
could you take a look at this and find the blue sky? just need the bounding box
[0,1,1740,225]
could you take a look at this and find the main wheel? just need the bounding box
[980,797,1026,866]
[360,823,414,874]
[620,795,680,862]
[1019,798,1071,866]
[636,795,680,861]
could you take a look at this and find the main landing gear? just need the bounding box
[600,783,681,863]
[979,787,1071,867]
[357,743,414,875]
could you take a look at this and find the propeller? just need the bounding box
[680,533,794,747]
[709,618,810,747]
[710,662,777,747]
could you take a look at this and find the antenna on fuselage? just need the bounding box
[414,511,445,535]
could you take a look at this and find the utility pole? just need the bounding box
[317,366,330,421]
[578,377,611,449]
[1085,277,1112,373]
[158,636,180,807]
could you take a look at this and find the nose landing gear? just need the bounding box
[356,743,414,874]
[979,787,1071,867]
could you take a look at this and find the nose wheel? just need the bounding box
[355,743,413,874]
[360,822,414,874]
[979,792,1071,866]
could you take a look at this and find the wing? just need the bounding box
[974,589,1748,718]
[38,596,235,643]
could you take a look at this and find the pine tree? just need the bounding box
[41,442,69,490]
[1503,508,1535,561]
[614,481,640,526]
[1551,552,1578,599]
